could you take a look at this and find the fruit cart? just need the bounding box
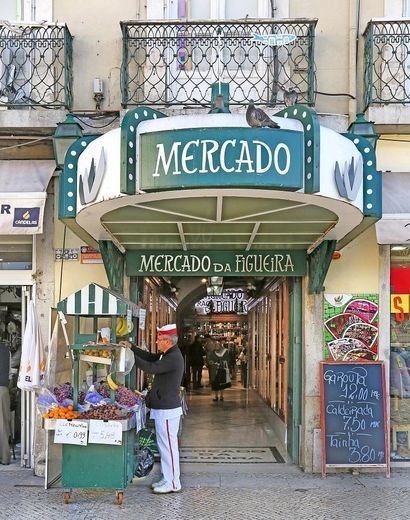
[53,283,140,504]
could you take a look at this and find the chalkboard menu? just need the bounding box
[320,361,390,477]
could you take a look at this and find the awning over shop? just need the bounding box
[376,172,410,244]
[57,282,139,316]
[58,105,382,259]
[0,160,55,234]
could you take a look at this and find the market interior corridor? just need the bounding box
[179,369,289,465]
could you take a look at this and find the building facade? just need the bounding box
[1,0,410,473]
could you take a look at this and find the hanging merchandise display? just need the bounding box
[17,300,45,391]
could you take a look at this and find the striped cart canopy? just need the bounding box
[57,283,139,316]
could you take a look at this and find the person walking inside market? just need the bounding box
[189,335,205,389]
[208,341,230,402]
[203,334,216,386]
[0,341,11,465]
[130,324,184,494]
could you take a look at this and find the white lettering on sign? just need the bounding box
[151,139,292,177]
[135,254,296,274]
[88,420,123,445]
[235,254,295,273]
[54,420,88,446]
[153,141,182,177]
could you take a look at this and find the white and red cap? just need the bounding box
[157,324,177,336]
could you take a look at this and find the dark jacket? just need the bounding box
[189,340,205,367]
[0,342,10,387]
[133,345,184,410]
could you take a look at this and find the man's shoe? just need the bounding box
[152,482,182,494]
[151,477,166,489]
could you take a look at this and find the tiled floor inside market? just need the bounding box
[180,374,287,464]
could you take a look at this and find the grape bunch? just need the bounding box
[53,383,73,403]
[78,391,86,405]
[115,387,138,407]
[77,403,133,420]
[98,382,111,398]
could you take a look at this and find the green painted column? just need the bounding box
[129,276,143,304]
[99,241,125,294]
[287,277,302,464]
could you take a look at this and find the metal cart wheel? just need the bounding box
[116,491,123,505]
[63,491,71,504]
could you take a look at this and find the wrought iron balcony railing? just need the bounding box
[121,19,317,107]
[364,19,410,108]
[0,22,72,108]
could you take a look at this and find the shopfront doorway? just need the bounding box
[0,285,33,467]
[171,275,302,464]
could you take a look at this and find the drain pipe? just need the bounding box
[349,0,360,123]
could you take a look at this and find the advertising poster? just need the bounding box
[324,294,379,361]
[80,245,103,264]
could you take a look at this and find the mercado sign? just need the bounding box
[126,250,306,277]
[140,128,303,191]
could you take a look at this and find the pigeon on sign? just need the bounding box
[246,100,280,129]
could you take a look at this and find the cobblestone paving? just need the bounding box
[0,466,409,520]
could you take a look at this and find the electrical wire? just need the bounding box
[0,136,52,151]
[58,225,67,303]
[379,137,410,143]
[73,114,119,129]
[314,90,356,99]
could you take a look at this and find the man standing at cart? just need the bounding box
[128,324,184,494]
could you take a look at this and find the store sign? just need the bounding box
[80,245,103,264]
[391,294,410,321]
[196,289,248,315]
[88,420,122,445]
[126,250,306,277]
[140,128,303,191]
[252,33,297,46]
[54,420,88,446]
[0,198,45,234]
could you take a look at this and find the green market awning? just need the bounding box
[57,283,139,316]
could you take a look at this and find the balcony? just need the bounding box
[121,19,317,108]
[0,22,73,109]
[364,19,410,129]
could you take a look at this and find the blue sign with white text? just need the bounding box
[13,207,40,227]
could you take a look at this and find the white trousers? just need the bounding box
[154,415,181,489]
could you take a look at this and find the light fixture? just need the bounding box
[391,246,407,251]
[52,114,83,169]
[201,278,207,283]
[207,285,223,296]
[348,112,379,149]
[93,78,104,110]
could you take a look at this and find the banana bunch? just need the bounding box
[116,317,134,337]
[107,373,118,391]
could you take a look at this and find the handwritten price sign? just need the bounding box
[54,420,88,446]
[88,420,123,445]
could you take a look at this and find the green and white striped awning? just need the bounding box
[57,283,139,316]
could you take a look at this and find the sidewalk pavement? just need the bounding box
[0,459,409,520]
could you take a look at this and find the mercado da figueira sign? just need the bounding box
[139,127,303,191]
[126,250,306,277]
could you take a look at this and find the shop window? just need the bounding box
[0,236,32,270]
[390,245,410,461]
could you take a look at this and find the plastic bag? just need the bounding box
[134,446,154,478]
[84,385,111,406]
[137,428,158,455]
[37,387,58,413]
